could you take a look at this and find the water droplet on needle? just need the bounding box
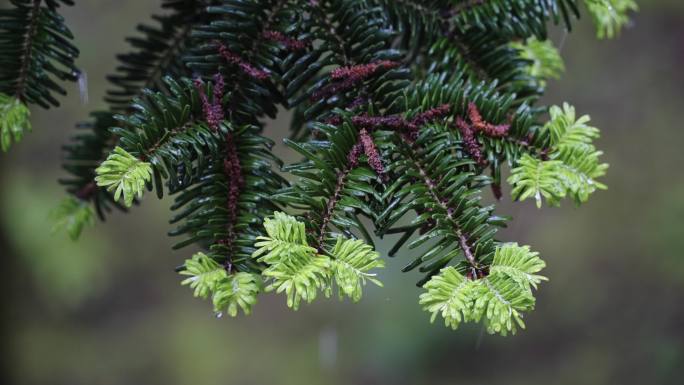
[77,71,88,105]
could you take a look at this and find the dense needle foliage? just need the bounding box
[0,0,636,335]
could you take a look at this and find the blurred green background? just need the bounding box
[2,1,683,384]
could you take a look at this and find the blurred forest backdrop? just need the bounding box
[1,1,683,384]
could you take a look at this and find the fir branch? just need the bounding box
[0,0,79,151]
[508,103,608,207]
[220,132,245,266]
[329,236,384,301]
[510,37,565,87]
[253,212,383,309]
[403,141,482,271]
[106,0,206,112]
[179,252,261,316]
[50,197,95,241]
[60,0,209,216]
[33,0,627,335]
[12,0,42,102]
[0,0,79,107]
[316,142,363,250]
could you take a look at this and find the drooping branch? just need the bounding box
[60,0,208,211]
[106,2,205,112]
[42,0,621,335]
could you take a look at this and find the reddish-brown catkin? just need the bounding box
[359,128,386,180]
[262,30,309,51]
[222,133,244,248]
[217,42,269,80]
[456,117,486,166]
[194,74,225,131]
[312,61,399,100]
[467,102,510,138]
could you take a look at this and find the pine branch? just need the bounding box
[60,0,210,218]
[168,120,286,272]
[0,0,79,151]
[106,0,207,112]
[31,0,629,334]
[0,0,79,107]
[12,0,42,103]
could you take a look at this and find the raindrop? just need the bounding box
[558,29,569,54]
[318,326,337,370]
[77,71,88,105]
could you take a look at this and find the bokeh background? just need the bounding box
[2,1,683,384]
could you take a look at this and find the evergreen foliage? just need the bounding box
[49,196,94,241]
[0,0,79,150]
[0,93,31,152]
[94,146,153,207]
[0,0,636,335]
[60,0,212,219]
[585,0,638,38]
[419,243,545,335]
[180,252,261,316]
[508,103,608,207]
[254,212,384,309]
[510,37,565,88]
